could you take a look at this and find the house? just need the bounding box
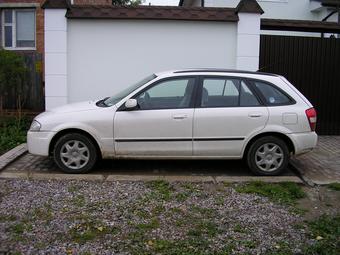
[0,0,111,59]
[180,0,340,23]
[0,0,111,110]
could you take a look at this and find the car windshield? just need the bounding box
[103,74,157,106]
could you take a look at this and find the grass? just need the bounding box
[0,116,31,155]
[327,183,340,191]
[303,214,340,255]
[235,181,306,205]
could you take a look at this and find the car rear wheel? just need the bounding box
[247,136,289,176]
[53,133,98,174]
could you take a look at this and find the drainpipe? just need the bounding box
[321,10,337,38]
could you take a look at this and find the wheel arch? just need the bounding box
[49,128,102,158]
[242,132,295,159]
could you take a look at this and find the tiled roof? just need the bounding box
[261,18,340,33]
[66,5,239,22]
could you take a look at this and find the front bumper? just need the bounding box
[287,132,318,155]
[27,131,56,156]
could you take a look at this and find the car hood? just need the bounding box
[49,100,100,113]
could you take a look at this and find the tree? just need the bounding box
[112,0,142,6]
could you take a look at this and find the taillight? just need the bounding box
[305,107,317,131]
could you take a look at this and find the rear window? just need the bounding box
[254,81,292,105]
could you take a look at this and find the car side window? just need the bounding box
[254,81,292,105]
[201,78,260,107]
[135,78,195,110]
[240,81,261,106]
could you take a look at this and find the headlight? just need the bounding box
[29,120,41,132]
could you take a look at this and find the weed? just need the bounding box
[69,219,119,244]
[0,214,17,222]
[135,217,160,231]
[233,223,248,233]
[146,180,173,201]
[175,192,190,202]
[187,219,219,238]
[67,184,81,193]
[72,194,86,207]
[8,222,32,241]
[327,183,340,191]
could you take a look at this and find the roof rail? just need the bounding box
[173,69,278,76]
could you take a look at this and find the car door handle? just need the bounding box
[172,114,188,120]
[248,113,263,118]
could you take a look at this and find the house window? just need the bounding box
[2,9,36,49]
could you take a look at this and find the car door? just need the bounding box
[114,76,197,157]
[193,76,269,157]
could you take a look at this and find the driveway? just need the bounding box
[291,136,340,185]
[0,152,300,183]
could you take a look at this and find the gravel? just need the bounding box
[0,179,310,254]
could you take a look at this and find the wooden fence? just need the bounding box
[2,52,44,112]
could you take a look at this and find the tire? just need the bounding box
[246,136,290,176]
[53,133,98,174]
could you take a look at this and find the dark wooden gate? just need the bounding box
[259,35,340,135]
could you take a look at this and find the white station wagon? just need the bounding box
[27,69,317,175]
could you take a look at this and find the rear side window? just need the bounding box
[201,78,260,107]
[254,81,292,105]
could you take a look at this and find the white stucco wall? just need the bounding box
[204,0,338,22]
[67,20,237,103]
[44,9,68,109]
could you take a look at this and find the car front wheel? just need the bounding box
[53,133,98,174]
[247,136,289,176]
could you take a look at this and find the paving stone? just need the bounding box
[1,145,298,183]
[291,136,340,185]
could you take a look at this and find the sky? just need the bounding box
[142,0,180,6]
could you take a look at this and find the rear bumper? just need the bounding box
[287,132,318,155]
[27,131,56,156]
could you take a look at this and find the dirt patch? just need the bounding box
[297,186,340,221]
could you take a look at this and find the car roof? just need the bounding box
[155,69,280,78]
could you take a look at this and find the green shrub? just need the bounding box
[0,116,30,155]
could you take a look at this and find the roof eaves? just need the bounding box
[42,0,70,9]
[235,0,264,15]
[66,5,239,22]
[261,18,340,33]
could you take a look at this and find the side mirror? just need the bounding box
[125,98,138,109]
